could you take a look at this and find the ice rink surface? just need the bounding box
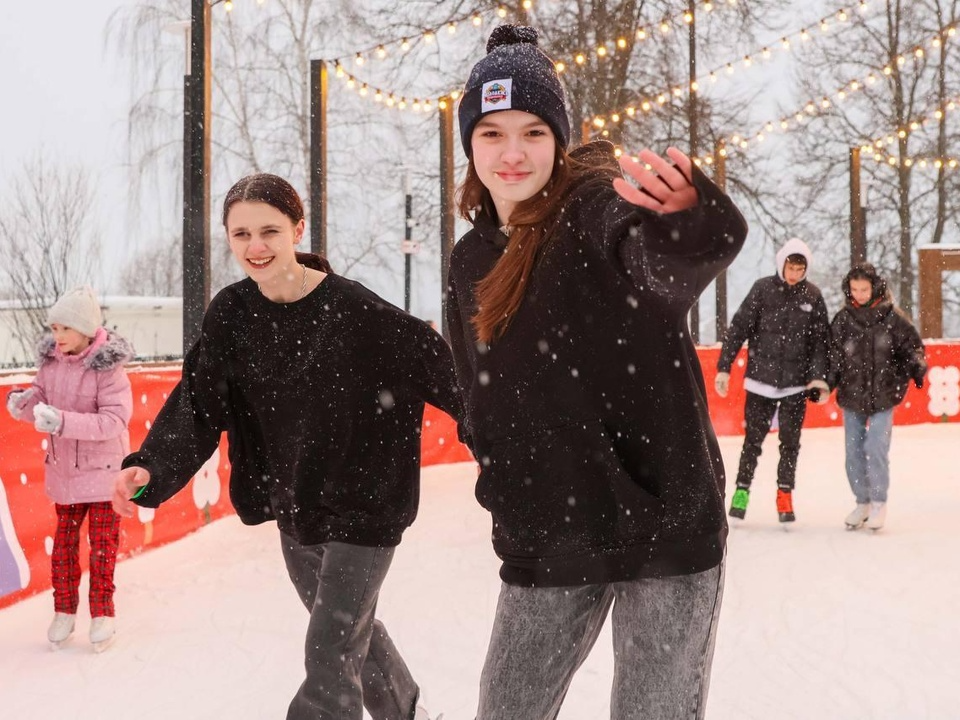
[1,423,958,719]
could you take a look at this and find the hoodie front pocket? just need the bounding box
[476,420,663,558]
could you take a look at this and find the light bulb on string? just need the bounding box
[224,0,233,11]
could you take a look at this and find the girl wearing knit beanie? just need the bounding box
[447,25,749,718]
[6,285,134,652]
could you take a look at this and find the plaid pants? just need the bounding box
[52,502,121,617]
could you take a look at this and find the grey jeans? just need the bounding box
[281,533,419,720]
[477,563,724,720]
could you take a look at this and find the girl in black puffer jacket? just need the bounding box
[828,263,926,531]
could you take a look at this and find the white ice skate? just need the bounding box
[47,612,76,649]
[89,616,116,653]
[865,502,886,531]
[844,503,871,530]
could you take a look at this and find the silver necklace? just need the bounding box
[297,263,307,299]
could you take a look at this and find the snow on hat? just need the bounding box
[47,286,102,337]
[458,25,570,156]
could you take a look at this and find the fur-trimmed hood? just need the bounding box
[36,327,135,371]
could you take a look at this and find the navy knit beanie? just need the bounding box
[458,25,570,156]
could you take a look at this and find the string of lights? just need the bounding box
[324,0,742,87]
[335,0,870,118]
[663,22,960,163]
[589,2,875,129]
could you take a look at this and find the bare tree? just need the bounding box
[107,0,422,296]
[0,154,102,357]
[119,235,183,296]
[785,0,960,316]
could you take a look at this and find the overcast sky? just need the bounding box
[0,0,133,286]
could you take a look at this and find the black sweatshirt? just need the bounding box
[445,141,748,587]
[125,273,464,547]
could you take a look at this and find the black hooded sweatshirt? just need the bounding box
[124,271,463,547]
[445,142,748,587]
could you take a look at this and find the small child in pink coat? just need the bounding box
[6,286,134,651]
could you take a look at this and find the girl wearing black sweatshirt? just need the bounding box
[113,173,458,720]
[446,26,748,719]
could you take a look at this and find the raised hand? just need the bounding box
[613,147,698,214]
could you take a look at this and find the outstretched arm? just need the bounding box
[607,147,748,311]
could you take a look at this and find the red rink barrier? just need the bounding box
[2,343,957,609]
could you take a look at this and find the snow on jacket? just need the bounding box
[445,141,748,588]
[717,239,830,388]
[828,293,926,416]
[124,273,465,548]
[7,328,134,504]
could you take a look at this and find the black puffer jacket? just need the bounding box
[828,290,926,416]
[717,271,830,388]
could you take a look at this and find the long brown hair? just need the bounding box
[457,142,616,343]
[222,173,333,274]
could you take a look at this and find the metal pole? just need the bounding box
[850,146,866,266]
[714,142,728,342]
[439,97,456,340]
[182,0,211,352]
[687,1,700,344]
[404,172,412,313]
[310,59,328,256]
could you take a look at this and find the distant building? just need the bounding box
[0,296,183,368]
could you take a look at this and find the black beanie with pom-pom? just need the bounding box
[457,25,570,156]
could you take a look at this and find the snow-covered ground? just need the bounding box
[1,423,958,720]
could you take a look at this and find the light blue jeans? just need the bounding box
[843,408,894,503]
[476,563,724,720]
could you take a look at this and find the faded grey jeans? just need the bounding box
[477,563,724,720]
[281,533,419,720]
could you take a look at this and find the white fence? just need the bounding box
[0,296,183,368]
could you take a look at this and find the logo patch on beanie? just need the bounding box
[481,79,512,112]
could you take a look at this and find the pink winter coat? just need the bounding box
[8,328,135,504]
